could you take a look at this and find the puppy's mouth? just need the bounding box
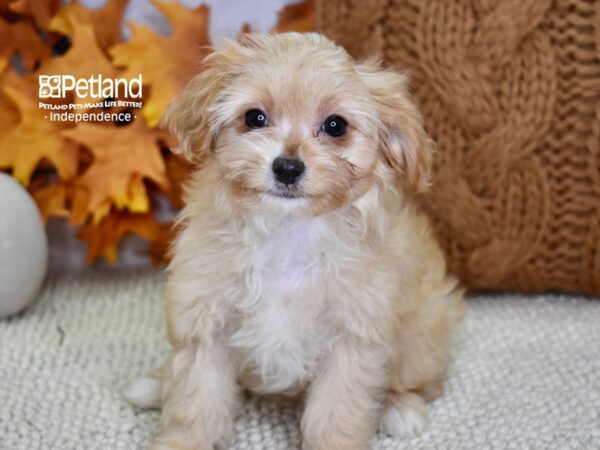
[266,184,306,199]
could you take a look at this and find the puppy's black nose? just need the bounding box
[272,157,305,185]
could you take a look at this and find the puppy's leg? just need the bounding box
[123,367,164,409]
[380,390,428,438]
[381,284,464,439]
[302,337,388,450]
[151,340,238,450]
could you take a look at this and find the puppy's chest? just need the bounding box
[256,224,323,289]
[228,222,334,393]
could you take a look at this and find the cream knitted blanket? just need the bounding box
[1,271,598,449]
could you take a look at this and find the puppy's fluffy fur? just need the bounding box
[125,33,465,450]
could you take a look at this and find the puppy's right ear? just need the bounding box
[160,44,242,163]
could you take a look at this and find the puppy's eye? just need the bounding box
[245,109,268,129]
[321,115,348,137]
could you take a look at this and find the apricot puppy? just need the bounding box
[126,32,465,450]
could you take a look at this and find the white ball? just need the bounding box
[0,173,48,317]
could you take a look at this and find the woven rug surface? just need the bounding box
[0,271,599,449]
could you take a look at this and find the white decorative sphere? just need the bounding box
[0,173,48,317]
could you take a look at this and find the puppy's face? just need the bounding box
[163,33,432,216]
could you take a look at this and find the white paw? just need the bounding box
[379,392,428,438]
[123,375,162,409]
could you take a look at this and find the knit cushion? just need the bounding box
[318,0,600,295]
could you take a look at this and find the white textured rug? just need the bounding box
[1,271,599,450]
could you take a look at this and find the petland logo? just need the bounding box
[39,74,142,99]
[38,74,143,123]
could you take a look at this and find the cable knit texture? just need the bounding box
[1,271,599,449]
[318,0,600,295]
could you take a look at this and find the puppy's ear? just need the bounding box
[356,59,433,193]
[160,43,243,163]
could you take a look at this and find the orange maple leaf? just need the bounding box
[0,84,78,185]
[149,221,176,264]
[161,151,192,208]
[63,119,169,224]
[31,181,70,221]
[110,0,210,127]
[0,67,39,99]
[77,211,161,263]
[39,17,116,104]
[0,74,20,132]
[8,0,62,27]
[0,16,48,71]
[47,0,128,52]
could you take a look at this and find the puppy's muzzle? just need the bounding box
[272,157,305,185]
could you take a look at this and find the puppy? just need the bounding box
[125,32,465,450]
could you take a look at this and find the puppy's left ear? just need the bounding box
[357,59,433,193]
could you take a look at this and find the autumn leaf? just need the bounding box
[274,0,316,33]
[39,17,115,104]
[0,0,248,265]
[149,221,175,264]
[8,0,62,27]
[77,211,160,263]
[0,75,20,132]
[0,16,48,71]
[161,152,191,207]
[47,0,128,52]
[154,126,177,150]
[0,66,38,98]
[110,0,210,127]
[0,84,78,185]
[31,181,70,221]
[63,119,169,224]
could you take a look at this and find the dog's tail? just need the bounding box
[122,369,163,410]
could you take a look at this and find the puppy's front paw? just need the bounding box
[379,392,428,438]
[123,375,162,409]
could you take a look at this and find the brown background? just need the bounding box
[319,0,600,295]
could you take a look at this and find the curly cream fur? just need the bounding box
[128,33,465,450]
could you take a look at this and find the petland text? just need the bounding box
[38,74,143,99]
